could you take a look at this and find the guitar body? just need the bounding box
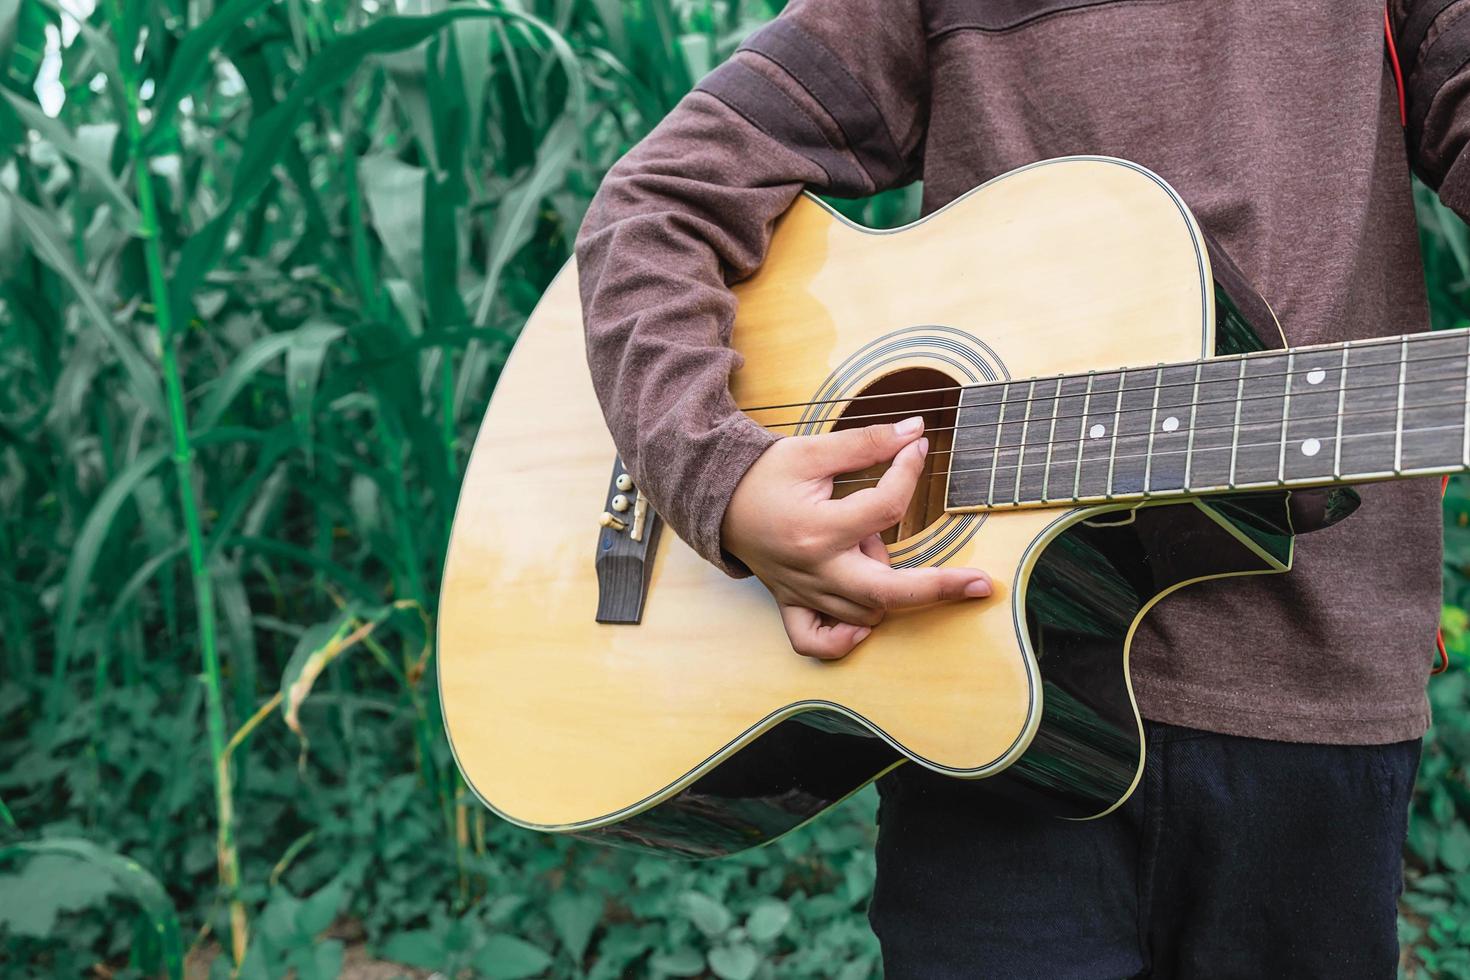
[439,157,1338,857]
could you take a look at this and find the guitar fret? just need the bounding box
[1018,379,1057,504]
[985,382,1010,507]
[1229,356,1246,487]
[1283,347,1342,482]
[1185,358,1241,490]
[1054,375,1087,502]
[1334,343,1349,479]
[1073,372,1096,500]
[1013,380,1037,504]
[1233,352,1292,487]
[1105,370,1127,498]
[1337,339,1400,477]
[1107,368,1156,496]
[1394,337,1408,474]
[1147,363,1196,493]
[1400,331,1469,472]
[1463,330,1470,468]
[1041,376,1063,503]
[943,381,1009,512]
[1077,371,1122,500]
[1143,365,1164,493]
[1276,352,1293,484]
[1184,361,1202,487]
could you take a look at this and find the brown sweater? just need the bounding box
[575,0,1470,744]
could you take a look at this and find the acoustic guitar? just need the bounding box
[439,156,1464,857]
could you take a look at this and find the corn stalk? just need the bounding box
[101,0,247,964]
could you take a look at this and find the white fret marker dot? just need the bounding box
[1307,369,1326,385]
[1089,424,1106,439]
[1301,438,1322,457]
[1162,416,1179,432]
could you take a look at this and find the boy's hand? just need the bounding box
[722,416,993,661]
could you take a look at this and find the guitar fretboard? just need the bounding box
[944,328,1470,511]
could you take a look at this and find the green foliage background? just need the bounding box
[0,1,1466,976]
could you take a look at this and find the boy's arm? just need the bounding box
[575,0,927,576]
[576,0,991,658]
[1394,1,1470,215]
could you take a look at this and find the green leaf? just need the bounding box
[0,90,139,227]
[649,947,706,977]
[296,876,346,936]
[285,319,345,461]
[0,840,182,980]
[469,112,578,331]
[677,890,732,937]
[193,329,296,431]
[1441,821,1470,873]
[456,112,579,421]
[144,0,274,149]
[360,154,427,299]
[287,938,344,980]
[169,6,583,329]
[473,934,553,980]
[0,186,163,421]
[279,611,351,753]
[52,446,170,695]
[192,320,342,436]
[452,16,493,154]
[548,892,601,962]
[745,899,791,943]
[0,853,115,935]
[0,0,23,68]
[707,943,760,980]
[380,929,446,969]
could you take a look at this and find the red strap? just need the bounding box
[1388,5,1444,672]
[1437,474,1451,673]
[1385,5,1408,127]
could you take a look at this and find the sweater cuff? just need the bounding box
[689,416,781,578]
[1439,149,1470,219]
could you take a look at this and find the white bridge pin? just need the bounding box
[1301,438,1322,457]
[1089,424,1106,439]
[1306,369,1326,385]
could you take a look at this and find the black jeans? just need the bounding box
[868,721,1422,979]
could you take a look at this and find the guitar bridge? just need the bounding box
[594,458,663,624]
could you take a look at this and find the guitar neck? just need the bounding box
[943,328,1470,511]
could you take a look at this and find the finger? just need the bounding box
[811,593,885,628]
[779,604,873,660]
[858,533,890,566]
[830,437,926,538]
[797,417,925,478]
[833,559,993,612]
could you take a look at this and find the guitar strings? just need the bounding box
[834,418,1465,494]
[827,414,1467,490]
[918,417,1466,494]
[759,364,1469,433]
[737,330,1470,413]
[790,390,1470,465]
[739,337,1470,420]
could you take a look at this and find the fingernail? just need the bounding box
[964,578,992,598]
[917,437,929,457]
[895,416,924,437]
[854,627,872,643]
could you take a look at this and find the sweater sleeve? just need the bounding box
[574,0,929,575]
[1392,1,1470,216]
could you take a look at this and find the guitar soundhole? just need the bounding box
[831,368,961,544]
